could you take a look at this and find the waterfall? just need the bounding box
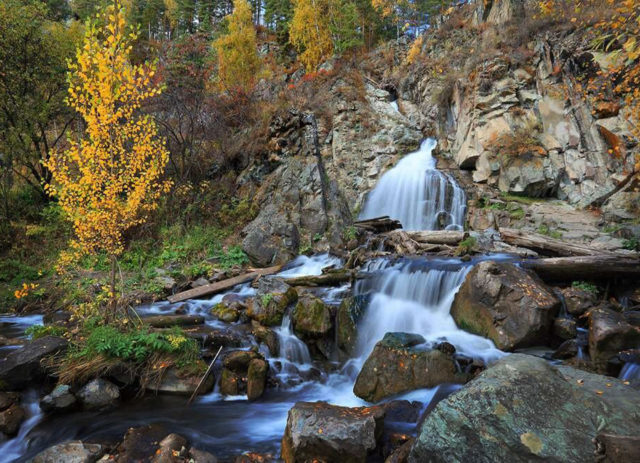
[359,139,466,231]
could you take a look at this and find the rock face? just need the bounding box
[32,441,105,463]
[241,82,422,266]
[77,378,120,410]
[409,354,640,463]
[451,261,559,350]
[0,336,67,389]
[589,307,640,373]
[220,350,268,400]
[281,401,385,463]
[353,333,468,403]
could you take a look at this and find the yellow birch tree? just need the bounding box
[213,0,261,93]
[289,0,334,71]
[44,0,171,316]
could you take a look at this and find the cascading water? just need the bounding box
[359,138,466,231]
[350,258,504,367]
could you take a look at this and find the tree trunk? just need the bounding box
[522,255,640,281]
[110,254,117,322]
[499,228,617,257]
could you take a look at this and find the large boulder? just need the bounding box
[0,336,67,389]
[353,333,468,403]
[589,307,640,373]
[450,261,560,350]
[281,402,385,463]
[246,286,298,326]
[31,441,105,463]
[77,378,120,410]
[409,354,640,462]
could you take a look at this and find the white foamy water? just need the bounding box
[360,138,466,231]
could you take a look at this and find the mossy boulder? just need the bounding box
[409,354,640,462]
[450,261,559,351]
[220,349,268,400]
[246,287,298,326]
[336,295,368,357]
[353,333,469,403]
[211,303,240,323]
[292,295,333,338]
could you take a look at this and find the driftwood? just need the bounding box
[354,216,402,233]
[143,315,205,328]
[594,434,640,462]
[500,228,617,257]
[167,265,282,303]
[522,255,640,281]
[285,270,354,287]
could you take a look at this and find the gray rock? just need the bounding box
[31,441,104,463]
[451,261,560,350]
[77,379,120,410]
[189,448,218,463]
[553,317,577,341]
[409,354,640,463]
[282,401,385,463]
[40,384,77,413]
[145,367,214,396]
[151,433,188,463]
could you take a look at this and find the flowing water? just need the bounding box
[359,138,466,231]
[3,139,507,461]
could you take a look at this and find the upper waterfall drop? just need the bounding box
[359,139,466,231]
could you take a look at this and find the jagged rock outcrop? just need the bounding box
[409,354,640,462]
[450,261,560,350]
[399,0,637,210]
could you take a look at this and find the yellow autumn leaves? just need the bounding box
[44,0,171,268]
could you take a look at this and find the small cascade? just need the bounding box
[359,139,466,231]
[275,315,312,365]
[576,327,589,361]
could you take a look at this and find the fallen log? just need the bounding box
[402,230,466,245]
[500,228,617,257]
[522,255,640,281]
[143,315,205,328]
[285,270,354,287]
[167,265,282,303]
[354,216,402,233]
